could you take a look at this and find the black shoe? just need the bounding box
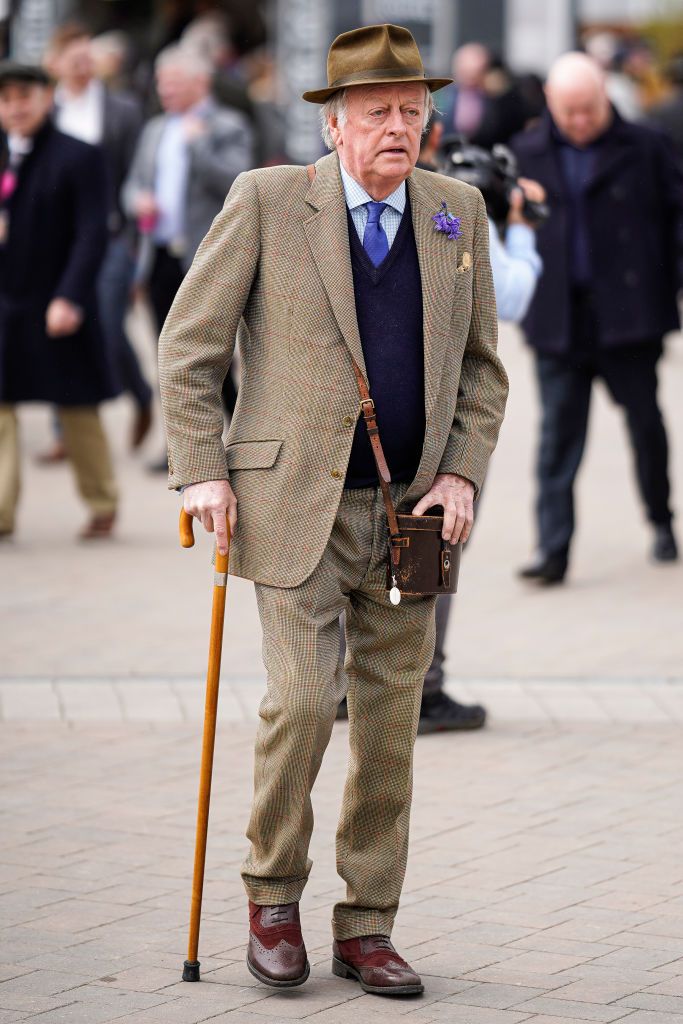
[418,691,486,734]
[518,552,567,585]
[336,696,349,720]
[652,524,678,562]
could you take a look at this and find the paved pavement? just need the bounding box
[1,311,683,1022]
[2,719,683,1023]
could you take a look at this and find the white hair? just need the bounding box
[155,43,213,80]
[319,85,434,151]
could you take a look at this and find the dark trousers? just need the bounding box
[148,246,185,336]
[148,246,237,417]
[535,292,672,559]
[98,236,152,409]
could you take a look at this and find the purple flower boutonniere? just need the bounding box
[432,201,461,241]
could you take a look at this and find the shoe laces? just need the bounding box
[270,905,290,923]
[369,935,393,951]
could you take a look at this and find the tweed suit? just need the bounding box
[158,152,508,939]
[159,152,508,588]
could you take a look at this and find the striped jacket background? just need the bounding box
[159,152,509,588]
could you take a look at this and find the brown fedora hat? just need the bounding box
[302,23,452,104]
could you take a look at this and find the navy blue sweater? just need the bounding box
[345,196,425,488]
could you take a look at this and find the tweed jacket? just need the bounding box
[159,152,508,588]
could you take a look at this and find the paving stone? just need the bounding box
[409,940,521,977]
[426,1004,533,1023]
[0,970,92,998]
[92,965,183,992]
[616,993,683,1014]
[512,995,636,1020]
[593,948,682,972]
[445,981,546,1008]
[479,951,593,976]
[611,1014,683,1024]
[645,979,683,998]
[23,985,171,1022]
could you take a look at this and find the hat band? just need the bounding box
[329,65,425,89]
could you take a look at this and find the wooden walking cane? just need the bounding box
[178,507,230,983]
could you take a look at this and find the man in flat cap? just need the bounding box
[160,24,508,995]
[0,62,118,540]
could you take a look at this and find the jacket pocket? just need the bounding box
[225,439,283,470]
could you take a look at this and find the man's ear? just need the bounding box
[328,115,342,148]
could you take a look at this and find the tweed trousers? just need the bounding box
[240,482,437,940]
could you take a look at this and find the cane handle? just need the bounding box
[179,509,231,568]
[179,508,195,548]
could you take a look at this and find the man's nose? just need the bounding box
[385,109,407,134]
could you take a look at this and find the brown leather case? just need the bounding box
[387,513,461,596]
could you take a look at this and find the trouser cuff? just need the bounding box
[332,908,396,941]
[242,874,308,906]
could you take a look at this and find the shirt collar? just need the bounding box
[339,159,406,215]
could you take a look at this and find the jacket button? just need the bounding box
[330,469,342,479]
[342,415,354,427]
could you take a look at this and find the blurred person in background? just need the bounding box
[47,22,153,457]
[511,52,682,585]
[241,47,289,165]
[181,11,253,122]
[90,31,135,95]
[584,31,643,121]
[122,43,252,471]
[0,62,118,540]
[180,13,286,167]
[623,39,669,112]
[647,54,683,162]
[438,42,529,150]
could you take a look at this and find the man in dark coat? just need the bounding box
[0,62,118,540]
[510,52,682,582]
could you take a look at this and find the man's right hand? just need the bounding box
[134,191,159,220]
[183,479,237,556]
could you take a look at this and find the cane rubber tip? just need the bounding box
[182,960,200,982]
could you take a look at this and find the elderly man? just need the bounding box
[160,24,507,996]
[511,52,682,583]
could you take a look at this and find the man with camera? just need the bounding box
[360,125,544,732]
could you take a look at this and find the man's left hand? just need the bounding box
[412,473,475,544]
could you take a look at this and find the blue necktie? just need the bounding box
[363,201,389,266]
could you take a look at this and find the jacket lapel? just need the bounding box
[303,154,368,378]
[408,170,459,425]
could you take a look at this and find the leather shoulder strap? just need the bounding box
[305,162,401,543]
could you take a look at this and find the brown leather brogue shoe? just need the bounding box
[247,901,309,988]
[332,935,423,996]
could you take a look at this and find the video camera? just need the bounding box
[437,134,550,228]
